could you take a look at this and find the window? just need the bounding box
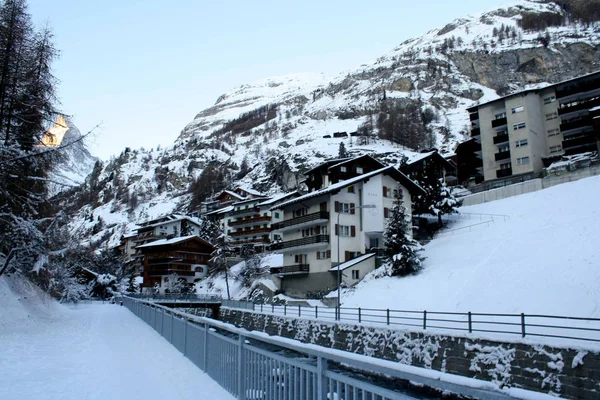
[338,225,351,236]
[550,145,562,153]
[301,228,315,237]
[194,267,203,273]
[294,254,307,264]
[316,251,329,259]
[511,105,524,114]
[543,96,556,104]
[516,157,530,165]
[340,166,347,172]
[338,202,353,213]
[498,144,510,153]
[515,139,528,147]
[495,112,506,119]
[320,225,328,235]
[499,162,511,170]
[274,212,280,218]
[348,185,355,193]
[545,112,558,120]
[356,167,363,174]
[294,208,307,217]
[513,122,526,130]
[547,128,560,137]
[352,270,360,280]
[382,186,393,198]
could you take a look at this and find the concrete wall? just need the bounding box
[220,309,600,399]
[461,179,543,206]
[461,163,600,207]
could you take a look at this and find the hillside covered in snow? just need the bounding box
[338,175,600,318]
[61,0,600,249]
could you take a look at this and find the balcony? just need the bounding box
[562,134,598,155]
[469,112,479,121]
[491,117,507,129]
[230,227,272,237]
[270,264,309,275]
[470,127,480,137]
[493,133,509,145]
[494,151,511,162]
[556,78,600,99]
[229,215,272,227]
[558,97,600,117]
[270,235,330,251]
[560,116,593,136]
[146,266,194,277]
[230,206,259,216]
[230,237,270,246]
[271,211,329,232]
[496,168,513,178]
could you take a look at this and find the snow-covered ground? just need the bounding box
[0,275,234,400]
[340,175,600,319]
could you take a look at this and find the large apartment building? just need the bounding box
[269,155,423,298]
[466,71,600,184]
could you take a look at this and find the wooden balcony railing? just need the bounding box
[271,211,329,230]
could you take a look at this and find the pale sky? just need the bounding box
[28,0,507,160]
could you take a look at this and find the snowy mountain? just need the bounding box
[63,0,600,247]
[47,118,97,195]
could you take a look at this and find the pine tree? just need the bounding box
[412,159,462,225]
[338,142,348,158]
[383,189,424,276]
[209,231,233,299]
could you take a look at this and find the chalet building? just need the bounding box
[270,159,423,298]
[132,214,205,248]
[199,186,265,216]
[138,235,214,294]
[207,191,300,253]
[401,150,457,186]
[465,70,600,185]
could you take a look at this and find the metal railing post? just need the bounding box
[315,306,318,319]
[468,312,472,333]
[423,310,427,330]
[521,313,526,337]
[203,323,208,371]
[386,309,390,325]
[317,356,327,400]
[238,334,245,400]
[358,307,361,323]
[284,304,287,316]
[298,305,301,317]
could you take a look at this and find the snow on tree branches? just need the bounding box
[383,189,424,277]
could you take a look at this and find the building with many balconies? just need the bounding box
[465,70,600,185]
[269,158,424,298]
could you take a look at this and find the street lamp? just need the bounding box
[336,204,376,320]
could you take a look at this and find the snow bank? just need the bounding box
[341,175,600,318]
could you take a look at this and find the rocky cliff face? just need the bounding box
[62,0,600,247]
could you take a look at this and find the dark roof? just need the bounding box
[327,154,386,171]
[272,166,424,210]
[137,235,214,249]
[467,69,600,111]
[404,151,456,172]
[303,157,352,175]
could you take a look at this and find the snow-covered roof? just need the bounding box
[329,253,375,272]
[136,235,202,248]
[404,151,436,164]
[257,191,299,207]
[235,186,262,196]
[272,166,424,210]
[137,214,203,229]
[220,190,245,200]
[303,157,351,175]
[205,205,233,216]
[327,154,385,171]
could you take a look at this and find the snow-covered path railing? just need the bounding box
[241,303,600,344]
[127,293,222,302]
[121,296,514,400]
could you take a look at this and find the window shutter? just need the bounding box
[316,226,321,234]
[351,225,356,237]
[327,250,331,258]
[384,208,389,218]
[350,203,355,214]
[345,251,350,261]
[383,186,388,197]
[335,224,339,235]
[334,201,340,212]
[316,251,321,260]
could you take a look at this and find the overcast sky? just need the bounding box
[28,0,506,160]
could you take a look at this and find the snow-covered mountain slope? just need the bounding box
[63,0,600,247]
[340,175,600,318]
[48,119,97,195]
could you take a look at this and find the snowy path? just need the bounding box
[0,302,234,400]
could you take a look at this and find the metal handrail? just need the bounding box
[246,303,600,343]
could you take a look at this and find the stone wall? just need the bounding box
[220,308,600,399]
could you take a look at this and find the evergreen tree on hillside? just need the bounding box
[209,231,233,299]
[338,142,348,159]
[383,189,424,277]
[412,161,461,225]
